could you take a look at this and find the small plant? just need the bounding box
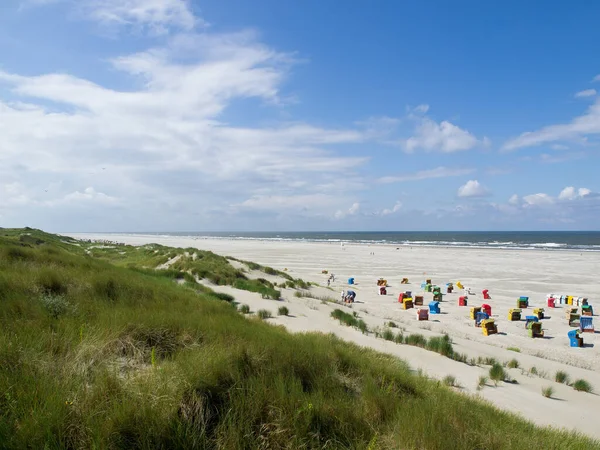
[277,306,289,316]
[477,376,488,390]
[239,304,250,314]
[506,359,520,369]
[357,319,368,334]
[530,367,538,376]
[443,375,459,387]
[555,371,569,384]
[489,363,507,385]
[387,321,397,328]
[507,347,521,353]
[40,293,71,319]
[382,329,395,341]
[151,347,156,368]
[404,333,427,347]
[394,333,404,344]
[542,386,554,398]
[257,309,272,320]
[572,379,593,393]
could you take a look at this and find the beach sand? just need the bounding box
[66,233,600,439]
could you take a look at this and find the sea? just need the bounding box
[129,231,600,252]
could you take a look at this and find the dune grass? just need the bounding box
[0,228,598,449]
[555,370,570,384]
[572,379,593,393]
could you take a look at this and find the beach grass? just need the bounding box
[0,228,598,449]
[572,379,593,393]
[542,386,554,398]
[555,370,570,384]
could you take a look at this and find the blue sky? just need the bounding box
[1,0,600,231]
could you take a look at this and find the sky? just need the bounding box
[1,0,600,232]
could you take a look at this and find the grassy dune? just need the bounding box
[0,228,598,449]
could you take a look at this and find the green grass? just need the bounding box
[278,306,289,316]
[489,363,508,385]
[507,347,521,353]
[0,228,598,449]
[542,386,554,398]
[256,309,273,320]
[477,376,489,390]
[382,328,395,341]
[239,304,251,314]
[506,359,520,369]
[443,375,460,388]
[572,379,593,393]
[555,370,570,384]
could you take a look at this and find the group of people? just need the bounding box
[326,273,335,286]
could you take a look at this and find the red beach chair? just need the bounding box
[482,289,491,300]
[482,304,492,316]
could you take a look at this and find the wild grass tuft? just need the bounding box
[555,371,570,384]
[542,386,554,398]
[277,306,289,316]
[477,376,488,390]
[443,375,460,388]
[507,347,521,353]
[506,359,520,369]
[257,309,272,320]
[239,304,250,314]
[572,379,593,393]
[382,328,395,341]
[489,363,508,385]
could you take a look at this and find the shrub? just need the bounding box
[387,321,397,328]
[382,329,395,341]
[357,320,368,334]
[40,293,71,319]
[426,334,454,358]
[239,304,250,314]
[211,292,235,303]
[443,375,459,387]
[507,347,521,353]
[572,379,593,393]
[394,333,404,344]
[506,359,519,369]
[404,333,427,347]
[278,306,289,316]
[257,309,272,320]
[530,367,538,376]
[542,386,554,398]
[331,309,358,328]
[555,371,570,384]
[489,363,507,385]
[477,376,488,390]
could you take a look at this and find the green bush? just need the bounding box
[40,293,72,319]
[278,306,289,316]
[426,334,454,358]
[404,334,427,347]
[382,329,395,341]
[357,320,368,334]
[555,371,569,384]
[387,321,397,328]
[443,375,459,387]
[506,359,519,369]
[239,304,251,314]
[542,386,554,398]
[572,379,593,393]
[507,347,521,353]
[257,309,272,320]
[489,363,507,385]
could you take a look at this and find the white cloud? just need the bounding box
[550,144,569,150]
[503,96,600,150]
[558,186,591,201]
[377,166,474,184]
[412,104,430,114]
[457,180,489,198]
[523,193,554,206]
[334,202,361,220]
[508,194,519,205]
[594,74,600,82]
[575,89,597,98]
[380,201,402,216]
[404,118,488,153]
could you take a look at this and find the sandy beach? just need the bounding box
[67,233,600,439]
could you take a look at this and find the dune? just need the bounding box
[66,233,600,439]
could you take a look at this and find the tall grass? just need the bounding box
[0,229,598,449]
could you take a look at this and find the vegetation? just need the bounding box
[542,386,554,398]
[387,321,398,328]
[478,376,489,390]
[555,371,570,384]
[278,306,290,316]
[382,328,395,341]
[0,228,598,449]
[507,347,521,353]
[443,375,460,388]
[506,359,520,369]
[530,367,539,376]
[489,363,508,385]
[239,304,251,314]
[257,309,273,320]
[572,379,593,393]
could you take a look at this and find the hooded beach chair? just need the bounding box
[456,281,464,290]
[470,306,481,320]
[378,286,387,295]
[527,322,544,338]
[458,296,468,306]
[416,308,429,321]
[429,301,440,314]
[508,309,521,321]
[547,297,556,308]
[533,308,544,319]
[403,297,414,310]
[580,317,594,333]
[348,277,354,285]
[475,311,489,327]
[482,289,491,300]
[517,297,529,308]
[568,329,584,347]
[446,283,454,293]
[401,277,409,284]
[414,295,424,306]
[481,319,498,336]
[525,315,539,328]
[582,305,593,316]
[482,304,492,316]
